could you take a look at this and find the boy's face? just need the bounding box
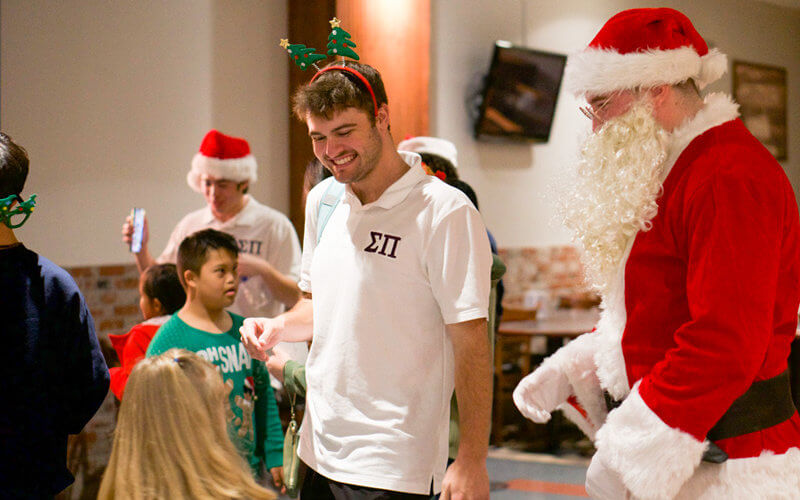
[192,248,238,310]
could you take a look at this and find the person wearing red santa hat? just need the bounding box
[121,130,307,392]
[513,8,800,499]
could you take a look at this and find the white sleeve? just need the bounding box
[425,204,492,324]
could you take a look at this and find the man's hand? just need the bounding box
[240,316,285,361]
[121,213,149,248]
[237,253,302,309]
[440,458,489,500]
[265,346,290,382]
[512,362,571,423]
[121,213,155,273]
[237,252,265,278]
[268,466,285,494]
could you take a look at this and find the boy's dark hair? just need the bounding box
[142,263,186,314]
[419,153,459,182]
[0,133,30,198]
[177,229,239,286]
[292,62,388,123]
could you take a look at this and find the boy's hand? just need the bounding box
[265,346,290,382]
[240,317,284,361]
[269,466,285,493]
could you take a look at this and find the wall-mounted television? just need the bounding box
[474,42,567,142]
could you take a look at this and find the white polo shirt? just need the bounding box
[297,152,491,494]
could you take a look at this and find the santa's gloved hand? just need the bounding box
[585,453,629,500]
[513,362,571,423]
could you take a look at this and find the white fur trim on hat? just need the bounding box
[187,153,258,192]
[397,136,458,168]
[565,46,728,97]
[594,384,708,500]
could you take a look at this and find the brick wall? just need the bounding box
[67,248,597,338]
[497,245,599,309]
[66,263,142,340]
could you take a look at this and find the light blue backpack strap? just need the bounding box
[316,178,346,244]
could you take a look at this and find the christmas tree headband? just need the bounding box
[0,193,37,229]
[281,17,378,117]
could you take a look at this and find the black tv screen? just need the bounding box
[474,42,566,142]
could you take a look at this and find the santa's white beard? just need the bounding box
[563,103,671,294]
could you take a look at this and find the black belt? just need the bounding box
[604,370,797,463]
[706,369,796,441]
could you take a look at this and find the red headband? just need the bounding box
[310,66,379,117]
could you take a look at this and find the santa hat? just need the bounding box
[397,136,458,168]
[187,130,258,192]
[564,8,727,96]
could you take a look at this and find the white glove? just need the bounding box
[512,362,571,423]
[585,453,630,500]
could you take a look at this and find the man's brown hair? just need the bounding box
[292,62,388,123]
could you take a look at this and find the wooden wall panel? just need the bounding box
[335,0,430,143]
[288,0,336,237]
[287,0,430,235]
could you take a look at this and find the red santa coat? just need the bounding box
[560,94,800,498]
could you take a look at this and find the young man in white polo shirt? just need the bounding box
[241,62,493,499]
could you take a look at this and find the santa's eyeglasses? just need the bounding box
[579,95,614,122]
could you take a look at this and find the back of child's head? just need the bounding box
[142,263,185,314]
[0,132,29,198]
[98,349,275,500]
[177,229,239,287]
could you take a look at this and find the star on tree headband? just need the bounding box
[280,18,360,71]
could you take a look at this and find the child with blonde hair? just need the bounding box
[98,349,275,500]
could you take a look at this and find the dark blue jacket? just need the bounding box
[0,244,109,498]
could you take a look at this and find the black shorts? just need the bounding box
[300,464,433,500]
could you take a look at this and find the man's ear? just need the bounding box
[648,85,671,105]
[375,104,390,131]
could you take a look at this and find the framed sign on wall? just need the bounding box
[733,60,787,161]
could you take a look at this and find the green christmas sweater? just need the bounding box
[146,312,283,472]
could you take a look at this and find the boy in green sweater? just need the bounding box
[146,228,283,490]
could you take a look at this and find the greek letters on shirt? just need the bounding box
[196,343,252,374]
[363,231,402,259]
[237,239,263,255]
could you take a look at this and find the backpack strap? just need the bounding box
[316,179,346,244]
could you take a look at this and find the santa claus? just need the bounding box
[513,8,800,499]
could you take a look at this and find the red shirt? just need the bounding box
[108,316,169,399]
